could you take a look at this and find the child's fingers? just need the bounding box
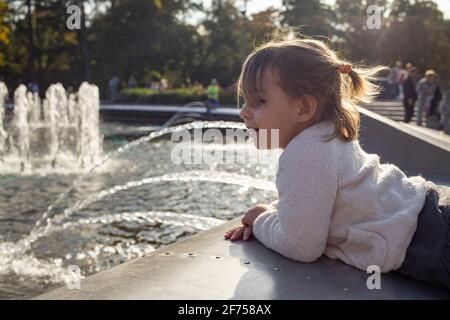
[230,226,245,241]
[224,228,240,239]
[243,226,253,241]
[224,226,241,239]
[225,226,240,234]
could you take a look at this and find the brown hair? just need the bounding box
[236,37,387,142]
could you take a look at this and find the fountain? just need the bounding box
[0,88,279,299]
[0,82,102,174]
[0,82,9,160]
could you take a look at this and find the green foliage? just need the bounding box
[118,87,207,104]
[1,0,449,95]
[332,0,450,77]
[0,2,9,45]
[281,0,336,37]
[380,0,450,78]
[0,2,10,66]
[118,86,237,106]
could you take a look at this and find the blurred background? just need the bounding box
[0,0,449,104]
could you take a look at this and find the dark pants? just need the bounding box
[390,83,399,99]
[205,99,219,115]
[403,96,416,123]
[397,187,450,290]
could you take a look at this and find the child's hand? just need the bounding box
[241,203,273,227]
[224,225,253,241]
[224,204,273,241]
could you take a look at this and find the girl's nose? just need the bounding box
[239,104,251,121]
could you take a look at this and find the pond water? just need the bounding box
[0,121,281,299]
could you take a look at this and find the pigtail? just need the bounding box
[329,63,388,142]
[344,65,388,105]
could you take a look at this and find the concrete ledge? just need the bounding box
[34,218,449,300]
[358,107,450,180]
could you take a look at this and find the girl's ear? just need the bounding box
[296,94,318,123]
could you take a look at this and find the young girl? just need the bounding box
[224,37,450,289]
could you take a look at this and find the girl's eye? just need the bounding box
[257,98,266,105]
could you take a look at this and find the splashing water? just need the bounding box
[0,112,279,298]
[0,82,102,174]
[0,82,8,160]
[0,210,225,291]
[27,121,248,243]
[18,170,276,251]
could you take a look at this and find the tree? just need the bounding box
[2,0,84,87]
[87,0,199,92]
[0,1,10,67]
[333,0,389,64]
[382,0,450,79]
[249,7,281,46]
[191,0,250,86]
[1,0,449,94]
[281,0,336,37]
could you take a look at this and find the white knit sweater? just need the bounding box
[253,120,435,272]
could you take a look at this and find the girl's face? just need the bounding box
[239,67,315,149]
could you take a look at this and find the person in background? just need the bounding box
[415,70,437,126]
[160,78,168,91]
[193,81,204,90]
[206,78,220,113]
[398,63,409,100]
[406,63,420,83]
[402,66,418,123]
[128,75,137,88]
[184,77,192,88]
[439,88,450,134]
[388,61,403,99]
[428,74,442,119]
[108,75,120,102]
[150,80,160,91]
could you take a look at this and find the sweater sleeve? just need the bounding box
[252,140,338,262]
